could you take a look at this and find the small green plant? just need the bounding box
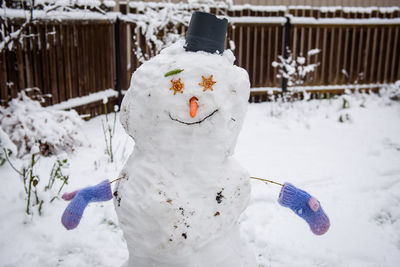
[3,146,69,216]
[0,150,6,166]
[3,149,43,215]
[339,113,351,123]
[45,157,69,202]
[23,152,43,215]
[101,100,118,162]
[342,97,350,109]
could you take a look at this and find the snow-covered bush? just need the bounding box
[272,48,320,86]
[386,80,400,101]
[0,89,85,158]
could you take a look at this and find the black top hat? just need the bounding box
[185,12,228,54]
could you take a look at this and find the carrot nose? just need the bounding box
[190,97,198,118]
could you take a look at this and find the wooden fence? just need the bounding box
[123,18,400,90]
[1,6,400,116]
[0,21,116,111]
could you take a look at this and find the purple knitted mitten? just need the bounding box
[61,180,113,230]
[278,183,330,235]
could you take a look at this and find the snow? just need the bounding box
[1,84,400,266]
[289,16,400,25]
[251,83,386,93]
[307,48,320,56]
[0,7,118,21]
[229,39,236,51]
[296,56,305,65]
[103,1,116,8]
[272,49,320,86]
[228,16,286,24]
[229,5,287,12]
[49,89,119,111]
[289,6,400,13]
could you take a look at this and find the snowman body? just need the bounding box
[114,40,256,267]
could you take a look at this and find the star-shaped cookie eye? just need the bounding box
[199,75,216,92]
[170,78,184,95]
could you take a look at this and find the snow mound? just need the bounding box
[0,91,86,158]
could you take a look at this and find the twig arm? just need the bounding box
[249,176,284,187]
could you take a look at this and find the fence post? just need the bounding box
[282,16,291,93]
[114,18,123,107]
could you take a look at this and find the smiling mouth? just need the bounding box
[169,109,219,125]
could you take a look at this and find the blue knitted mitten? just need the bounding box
[61,179,113,230]
[278,183,330,235]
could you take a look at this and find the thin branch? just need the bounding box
[3,148,23,176]
[249,176,284,187]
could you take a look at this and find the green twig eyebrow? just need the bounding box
[164,69,184,77]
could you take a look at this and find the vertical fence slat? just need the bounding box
[89,25,96,94]
[77,24,86,97]
[292,25,298,59]
[120,21,129,92]
[383,27,393,83]
[48,24,58,104]
[246,26,251,85]
[321,27,328,84]
[313,26,321,84]
[266,26,272,86]
[5,49,16,98]
[110,24,116,90]
[306,26,312,84]
[0,52,7,103]
[66,23,74,99]
[252,26,258,87]
[328,27,335,84]
[341,27,349,84]
[105,24,113,89]
[83,25,91,96]
[56,24,65,102]
[370,27,378,84]
[376,27,385,83]
[349,27,356,83]
[390,27,399,82]
[238,25,243,70]
[273,26,279,86]
[70,24,79,98]
[259,26,265,87]
[31,24,42,91]
[363,27,371,84]
[99,24,106,92]
[39,24,50,101]
[16,36,25,91]
[23,26,34,89]
[356,27,364,83]
[95,24,102,93]
[335,27,343,84]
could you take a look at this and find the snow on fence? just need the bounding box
[1,5,400,116]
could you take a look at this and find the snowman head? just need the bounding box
[120,13,250,160]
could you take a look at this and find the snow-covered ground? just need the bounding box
[1,90,400,267]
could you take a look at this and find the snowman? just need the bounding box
[61,11,330,267]
[113,12,256,267]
